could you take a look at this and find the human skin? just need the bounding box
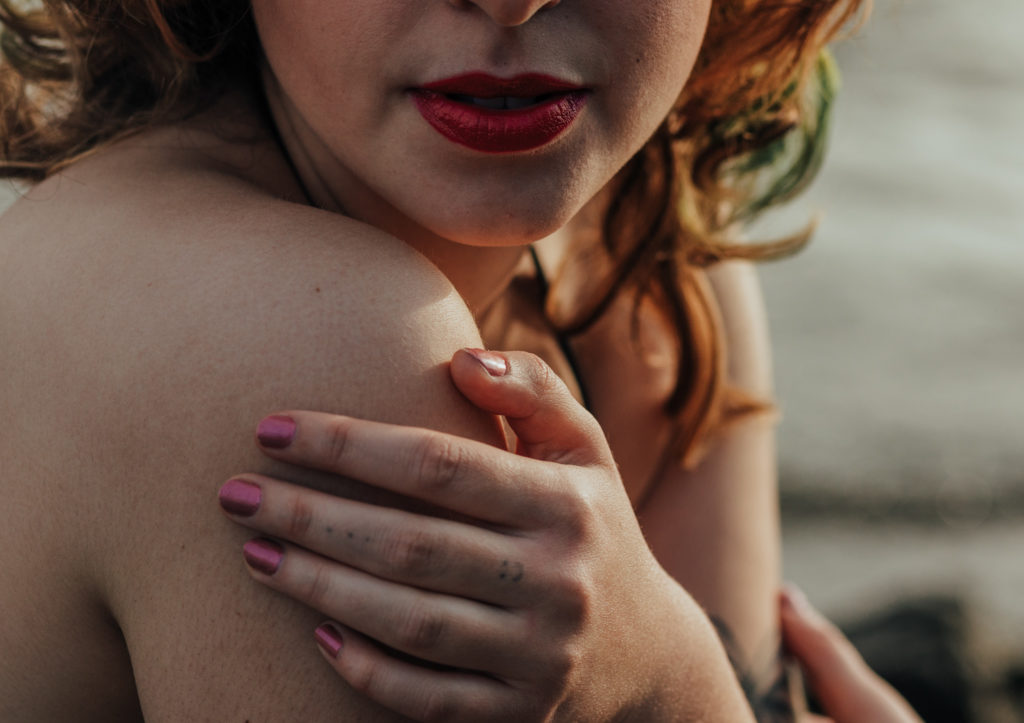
[0,123,763,721]
[252,0,713,306]
[0,0,792,720]
[779,588,924,723]
[253,0,782,669]
[220,349,756,721]
[218,365,925,723]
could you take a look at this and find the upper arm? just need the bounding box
[2,193,504,720]
[637,261,781,668]
[705,260,775,398]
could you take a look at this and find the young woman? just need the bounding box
[0,0,917,720]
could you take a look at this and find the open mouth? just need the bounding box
[444,93,558,111]
[410,72,589,153]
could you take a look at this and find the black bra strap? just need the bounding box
[528,246,594,412]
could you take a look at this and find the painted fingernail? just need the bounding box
[257,414,296,449]
[314,624,343,658]
[218,479,262,517]
[243,538,284,575]
[465,348,509,377]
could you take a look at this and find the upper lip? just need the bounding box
[418,72,584,98]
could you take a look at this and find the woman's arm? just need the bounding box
[220,349,755,722]
[220,352,924,723]
[1,148,753,720]
[0,159,513,720]
[637,260,785,712]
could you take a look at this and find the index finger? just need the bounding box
[253,411,569,527]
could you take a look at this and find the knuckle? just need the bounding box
[548,486,595,540]
[548,644,583,691]
[383,528,445,577]
[526,352,559,394]
[528,638,582,705]
[345,655,381,697]
[546,570,592,633]
[302,564,335,610]
[323,417,353,471]
[536,565,593,634]
[512,351,562,407]
[412,434,464,493]
[284,493,316,541]
[395,603,447,652]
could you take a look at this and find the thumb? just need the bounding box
[780,586,923,723]
[449,348,611,467]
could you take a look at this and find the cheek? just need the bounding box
[611,1,712,123]
[252,1,377,103]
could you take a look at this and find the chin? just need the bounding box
[423,205,577,248]
[412,175,594,247]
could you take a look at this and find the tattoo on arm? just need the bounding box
[710,616,799,723]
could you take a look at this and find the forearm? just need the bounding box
[637,416,787,720]
[640,420,782,655]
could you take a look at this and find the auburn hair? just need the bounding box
[0,0,869,468]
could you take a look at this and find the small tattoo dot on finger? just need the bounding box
[498,560,524,583]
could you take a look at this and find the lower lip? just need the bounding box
[409,90,588,154]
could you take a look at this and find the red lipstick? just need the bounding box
[410,73,589,154]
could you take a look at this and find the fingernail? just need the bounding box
[465,348,509,377]
[257,415,296,449]
[243,538,284,575]
[218,479,262,517]
[314,624,343,658]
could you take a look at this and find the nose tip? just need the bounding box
[447,0,561,27]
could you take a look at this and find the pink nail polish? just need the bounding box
[315,624,343,658]
[465,348,509,377]
[257,415,296,449]
[218,479,262,517]
[243,538,284,575]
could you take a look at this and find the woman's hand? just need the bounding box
[781,586,924,723]
[218,348,751,722]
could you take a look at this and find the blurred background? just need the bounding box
[752,0,1024,719]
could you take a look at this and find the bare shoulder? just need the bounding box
[0,135,500,720]
[0,130,490,428]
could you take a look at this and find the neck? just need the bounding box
[260,66,530,317]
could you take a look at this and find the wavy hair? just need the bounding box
[0,0,869,468]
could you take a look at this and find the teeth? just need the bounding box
[449,94,546,110]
